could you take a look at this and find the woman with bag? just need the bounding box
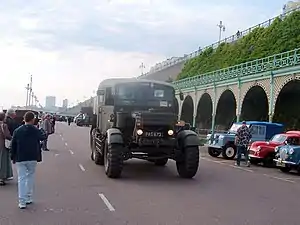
[0,112,13,185]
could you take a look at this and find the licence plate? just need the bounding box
[276,161,285,167]
[145,132,163,137]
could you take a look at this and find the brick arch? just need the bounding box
[240,83,269,108]
[216,88,237,107]
[273,75,300,111]
[196,92,213,110]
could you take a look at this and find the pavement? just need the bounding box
[1,122,300,225]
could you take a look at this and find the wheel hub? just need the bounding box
[226,147,235,157]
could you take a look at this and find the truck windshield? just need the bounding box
[229,124,250,133]
[115,82,174,106]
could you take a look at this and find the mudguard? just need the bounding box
[176,130,200,149]
[106,128,124,145]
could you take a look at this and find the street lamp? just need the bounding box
[139,62,145,76]
[217,21,226,43]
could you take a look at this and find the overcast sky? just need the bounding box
[0,0,287,109]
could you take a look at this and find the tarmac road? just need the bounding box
[1,122,300,225]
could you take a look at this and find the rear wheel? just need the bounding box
[176,146,199,178]
[104,141,124,178]
[208,147,221,158]
[249,158,260,165]
[154,158,168,166]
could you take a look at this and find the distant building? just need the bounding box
[62,99,68,108]
[45,96,56,108]
[283,1,300,14]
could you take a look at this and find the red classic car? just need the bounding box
[248,131,300,166]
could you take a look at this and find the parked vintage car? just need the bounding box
[206,121,284,160]
[273,143,300,173]
[248,131,300,166]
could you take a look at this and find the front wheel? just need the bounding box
[104,142,124,178]
[222,144,237,160]
[154,158,168,166]
[280,167,291,173]
[176,146,199,178]
[208,147,221,158]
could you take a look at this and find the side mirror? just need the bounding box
[179,92,184,101]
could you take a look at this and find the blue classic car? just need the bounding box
[206,121,284,160]
[274,144,300,173]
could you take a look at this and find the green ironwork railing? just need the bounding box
[173,48,300,90]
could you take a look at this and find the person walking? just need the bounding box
[40,114,51,151]
[235,121,252,167]
[5,108,19,136]
[10,111,46,209]
[0,112,13,185]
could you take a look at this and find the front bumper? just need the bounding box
[273,159,297,168]
[138,137,176,147]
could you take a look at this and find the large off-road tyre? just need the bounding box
[176,146,199,178]
[208,147,221,158]
[93,148,104,165]
[222,143,237,160]
[104,142,124,178]
[154,158,168,166]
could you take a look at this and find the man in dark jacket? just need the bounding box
[11,111,46,209]
[5,108,19,136]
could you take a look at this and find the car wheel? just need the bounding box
[249,158,260,165]
[208,147,221,158]
[154,158,168,166]
[176,146,199,178]
[280,167,291,173]
[262,155,275,167]
[222,144,237,160]
[104,141,123,178]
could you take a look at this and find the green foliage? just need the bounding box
[178,11,300,80]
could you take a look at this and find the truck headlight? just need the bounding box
[137,129,143,135]
[168,130,174,136]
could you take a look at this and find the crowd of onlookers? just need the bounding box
[0,109,56,209]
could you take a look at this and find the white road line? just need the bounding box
[55,154,59,157]
[263,174,295,183]
[69,150,74,155]
[202,157,253,172]
[229,165,254,173]
[65,142,68,146]
[79,164,86,172]
[98,193,115,212]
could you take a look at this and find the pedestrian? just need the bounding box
[0,112,13,185]
[10,111,46,209]
[235,121,252,167]
[40,114,51,151]
[5,108,19,136]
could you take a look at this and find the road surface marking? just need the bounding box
[202,157,253,172]
[98,193,115,212]
[263,174,295,183]
[55,154,59,157]
[79,164,86,172]
[69,150,74,155]
[229,165,254,173]
[65,142,68,146]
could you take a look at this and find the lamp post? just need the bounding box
[139,62,145,76]
[217,21,226,43]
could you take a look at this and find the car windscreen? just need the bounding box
[270,134,287,143]
[229,124,250,133]
[115,82,174,106]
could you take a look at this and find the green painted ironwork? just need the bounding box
[173,48,300,90]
